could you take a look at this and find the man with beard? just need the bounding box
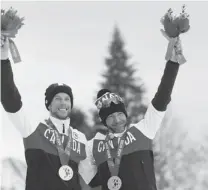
[1,37,87,190]
[79,35,186,190]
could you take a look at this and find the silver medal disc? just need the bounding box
[107,176,122,190]
[58,165,74,181]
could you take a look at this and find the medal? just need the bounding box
[105,132,127,190]
[58,165,74,181]
[107,176,122,190]
[46,119,74,181]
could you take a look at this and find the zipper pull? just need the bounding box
[63,124,65,134]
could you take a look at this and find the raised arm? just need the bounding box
[1,45,22,112]
[1,38,36,138]
[135,38,183,139]
[151,37,181,112]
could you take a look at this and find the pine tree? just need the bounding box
[93,25,147,125]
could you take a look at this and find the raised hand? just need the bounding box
[161,29,186,64]
[1,36,9,60]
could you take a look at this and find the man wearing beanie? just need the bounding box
[1,38,87,190]
[79,35,187,189]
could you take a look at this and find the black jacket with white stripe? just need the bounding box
[1,59,87,190]
[79,60,180,190]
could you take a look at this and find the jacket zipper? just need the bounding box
[140,160,156,190]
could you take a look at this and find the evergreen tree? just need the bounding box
[93,25,147,126]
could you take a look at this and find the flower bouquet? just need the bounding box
[161,5,190,64]
[1,7,25,63]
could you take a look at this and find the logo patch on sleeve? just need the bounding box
[72,131,78,140]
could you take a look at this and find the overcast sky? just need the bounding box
[1,1,208,162]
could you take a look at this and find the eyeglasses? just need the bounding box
[95,92,124,110]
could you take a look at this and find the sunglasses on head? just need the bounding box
[95,92,124,110]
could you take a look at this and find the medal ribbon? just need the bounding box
[46,119,72,165]
[1,33,22,63]
[105,131,127,176]
[8,38,21,63]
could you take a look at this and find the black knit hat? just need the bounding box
[45,83,73,110]
[96,89,127,126]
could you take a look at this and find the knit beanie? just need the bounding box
[45,83,73,110]
[95,89,127,126]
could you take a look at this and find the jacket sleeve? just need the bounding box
[135,60,179,139]
[78,139,98,185]
[88,172,102,188]
[151,60,179,111]
[1,59,37,138]
[1,59,22,112]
